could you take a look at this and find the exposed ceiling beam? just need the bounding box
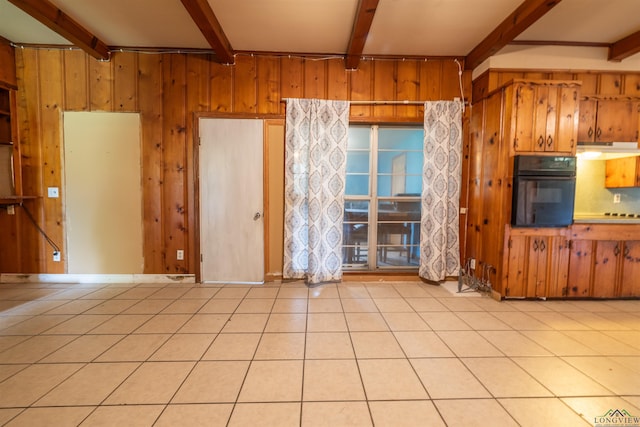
[180,0,234,64]
[345,0,380,70]
[7,0,110,60]
[609,30,640,62]
[465,0,562,70]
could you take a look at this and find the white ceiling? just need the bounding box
[0,0,639,64]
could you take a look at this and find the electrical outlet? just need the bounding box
[53,251,61,262]
[177,249,184,260]
[48,187,59,198]
[6,205,14,215]
[614,193,621,204]
[469,258,476,269]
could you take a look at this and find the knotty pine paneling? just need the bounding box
[8,48,470,274]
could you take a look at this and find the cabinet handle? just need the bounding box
[614,244,620,256]
[540,240,546,252]
[546,135,553,147]
[537,136,544,148]
[596,127,602,139]
[533,239,539,251]
[588,127,594,138]
[624,246,630,257]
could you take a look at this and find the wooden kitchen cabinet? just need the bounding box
[578,99,640,143]
[620,240,640,297]
[504,227,569,298]
[605,156,640,188]
[512,81,580,153]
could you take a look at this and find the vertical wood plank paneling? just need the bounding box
[349,60,372,118]
[550,72,572,80]
[233,55,257,113]
[326,58,348,101]
[62,50,88,111]
[162,54,188,273]
[138,53,164,274]
[441,60,462,100]
[113,52,138,112]
[419,60,441,101]
[599,74,622,95]
[303,59,326,99]
[210,61,233,112]
[186,53,210,274]
[280,57,304,114]
[623,74,640,96]
[38,49,65,273]
[575,73,597,94]
[373,61,395,117]
[89,56,113,111]
[257,56,280,114]
[396,60,419,118]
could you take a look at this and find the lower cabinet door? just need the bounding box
[620,241,640,297]
[567,240,593,297]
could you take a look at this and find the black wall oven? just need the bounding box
[512,156,576,227]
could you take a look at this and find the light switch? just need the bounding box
[48,187,59,198]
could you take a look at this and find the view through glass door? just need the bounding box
[343,125,423,270]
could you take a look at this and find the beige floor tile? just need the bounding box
[488,311,551,330]
[179,314,230,333]
[34,363,138,406]
[478,331,553,356]
[338,286,370,299]
[238,360,303,402]
[305,332,355,359]
[228,403,300,427]
[79,405,164,427]
[623,395,640,408]
[610,356,640,374]
[45,299,104,315]
[95,334,169,362]
[203,333,261,360]
[358,359,428,400]
[246,287,280,299]
[307,298,342,313]
[0,335,77,363]
[562,330,640,355]
[527,311,592,330]
[198,298,242,313]
[308,285,339,299]
[393,331,454,357]
[0,314,73,335]
[345,312,389,331]
[113,287,159,299]
[4,406,94,427]
[563,311,632,330]
[155,404,232,427]
[306,313,348,332]
[373,298,413,312]
[0,409,22,425]
[434,399,519,427]
[277,287,309,299]
[150,333,215,361]
[303,359,365,401]
[436,331,503,357]
[271,298,308,313]
[455,311,512,330]
[471,298,518,312]
[340,298,378,313]
[43,315,113,335]
[369,400,446,427]
[365,285,401,298]
[105,361,194,404]
[89,314,153,334]
[84,300,138,315]
[0,364,27,382]
[350,331,404,358]
[212,287,250,299]
[0,335,29,353]
[604,331,640,351]
[596,312,640,329]
[264,313,307,332]
[512,357,613,396]
[42,335,124,363]
[254,333,305,360]
[542,300,586,312]
[505,300,553,312]
[148,288,189,299]
[122,299,172,314]
[80,288,128,300]
[462,357,553,397]
[437,298,483,312]
[172,361,250,403]
[405,298,448,312]
[563,356,640,395]
[0,364,83,407]
[301,402,372,427]
[382,312,430,331]
[411,358,490,399]
[521,330,600,356]
[0,315,33,331]
[221,313,269,333]
[133,314,191,334]
[235,298,275,313]
[419,312,471,330]
[393,284,431,298]
[160,299,207,314]
[181,287,221,299]
[562,396,640,427]
[499,398,590,427]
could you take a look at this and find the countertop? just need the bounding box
[573,214,640,224]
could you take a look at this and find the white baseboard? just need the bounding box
[0,274,196,284]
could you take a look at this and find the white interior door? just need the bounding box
[199,118,264,283]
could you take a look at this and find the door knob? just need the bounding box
[253,212,262,221]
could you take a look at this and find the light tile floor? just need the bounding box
[0,280,639,426]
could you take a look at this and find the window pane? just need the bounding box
[346,175,369,196]
[378,128,423,150]
[346,151,369,174]
[378,200,421,222]
[344,201,369,265]
[377,149,423,196]
[348,126,370,150]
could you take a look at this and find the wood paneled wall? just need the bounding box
[3,48,471,275]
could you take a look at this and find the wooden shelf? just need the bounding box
[0,196,38,206]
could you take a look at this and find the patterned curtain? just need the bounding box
[420,101,463,282]
[283,98,350,285]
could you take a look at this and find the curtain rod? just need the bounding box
[280,99,465,105]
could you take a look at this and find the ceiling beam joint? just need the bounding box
[345,0,380,70]
[180,0,234,64]
[609,30,640,62]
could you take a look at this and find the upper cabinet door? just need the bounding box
[554,86,580,152]
[578,99,597,143]
[593,100,640,143]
